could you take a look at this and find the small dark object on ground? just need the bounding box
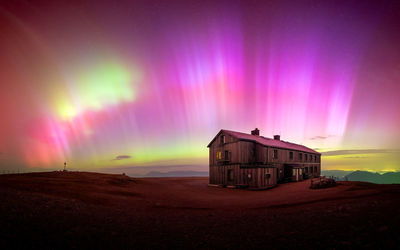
[310,176,336,189]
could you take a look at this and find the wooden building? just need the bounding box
[207,128,321,190]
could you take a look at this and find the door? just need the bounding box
[227,169,234,185]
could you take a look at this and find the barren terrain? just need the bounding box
[0,171,399,249]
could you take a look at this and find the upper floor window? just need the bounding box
[224,150,229,161]
[273,149,278,159]
[289,152,293,160]
[305,154,308,161]
[220,135,225,145]
[299,153,303,161]
[216,151,222,160]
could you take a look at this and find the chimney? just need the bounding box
[251,128,260,136]
[273,135,280,140]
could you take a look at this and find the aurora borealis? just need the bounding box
[0,0,399,173]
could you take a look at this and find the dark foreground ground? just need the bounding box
[0,172,399,249]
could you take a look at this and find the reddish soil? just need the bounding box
[0,171,399,249]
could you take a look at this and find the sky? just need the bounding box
[0,0,399,173]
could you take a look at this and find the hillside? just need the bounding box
[345,171,400,184]
[0,171,399,249]
[322,170,400,184]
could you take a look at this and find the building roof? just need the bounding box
[208,129,320,154]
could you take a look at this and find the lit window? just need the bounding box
[216,152,222,160]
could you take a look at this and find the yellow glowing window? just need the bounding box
[216,152,222,160]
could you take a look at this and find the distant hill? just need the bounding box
[144,171,208,177]
[345,171,400,184]
[322,170,354,178]
[323,170,400,184]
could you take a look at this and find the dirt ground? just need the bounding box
[0,171,399,249]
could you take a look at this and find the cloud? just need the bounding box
[310,136,329,140]
[321,149,400,156]
[343,156,367,159]
[112,155,131,161]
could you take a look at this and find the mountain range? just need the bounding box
[322,170,400,184]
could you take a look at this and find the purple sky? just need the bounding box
[0,0,399,173]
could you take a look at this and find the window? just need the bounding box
[273,149,278,159]
[305,154,308,161]
[265,173,271,179]
[299,153,303,161]
[310,166,313,173]
[293,169,297,176]
[314,166,317,173]
[220,135,225,145]
[216,151,222,160]
[224,150,229,161]
[305,167,308,173]
[289,151,293,160]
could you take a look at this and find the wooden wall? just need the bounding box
[209,164,277,188]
